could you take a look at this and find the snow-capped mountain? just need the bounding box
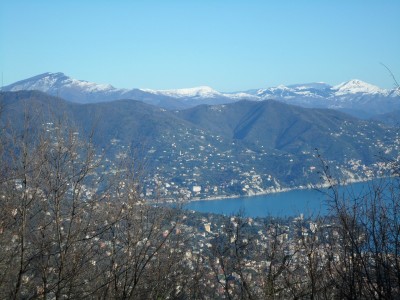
[144,86,222,98]
[247,79,399,117]
[2,72,255,108]
[2,72,399,118]
[6,72,115,94]
[332,79,387,96]
[2,72,138,104]
[144,86,259,100]
[251,79,387,99]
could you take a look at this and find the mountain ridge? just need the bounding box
[3,72,400,118]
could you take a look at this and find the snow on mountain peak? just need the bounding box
[7,72,64,92]
[391,86,400,97]
[4,72,397,111]
[5,72,117,94]
[143,86,222,98]
[276,84,290,90]
[288,82,331,90]
[67,77,115,92]
[332,79,386,96]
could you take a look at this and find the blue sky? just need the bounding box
[1,1,399,91]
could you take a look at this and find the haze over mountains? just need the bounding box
[3,72,400,119]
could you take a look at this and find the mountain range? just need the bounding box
[1,89,398,198]
[3,72,400,119]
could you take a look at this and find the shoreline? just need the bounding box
[183,176,384,203]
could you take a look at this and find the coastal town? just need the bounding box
[106,124,399,201]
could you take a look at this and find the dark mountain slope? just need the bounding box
[175,100,393,163]
[0,90,196,149]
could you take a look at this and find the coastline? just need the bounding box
[185,176,383,203]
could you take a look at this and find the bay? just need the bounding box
[184,180,389,218]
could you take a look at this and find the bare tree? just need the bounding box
[0,103,189,299]
[209,213,256,300]
[317,150,400,299]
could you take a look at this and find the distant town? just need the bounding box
[105,124,399,201]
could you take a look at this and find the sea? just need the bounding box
[184,179,393,218]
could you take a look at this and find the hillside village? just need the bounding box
[107,126,399,201]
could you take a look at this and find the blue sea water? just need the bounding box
[185,188,326,218]
[184,180,391,218]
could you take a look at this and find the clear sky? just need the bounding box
[1,0,399,91]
